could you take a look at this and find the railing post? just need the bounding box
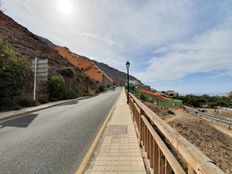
[147,131,150,159]
[150,135,154,169]
[142,120,145,146]
[165,158,173,174]
[160,150,165,174]
[188,166,196,174]
[144,127,148,152]
[158,148,161,174]
[153,141,158,174]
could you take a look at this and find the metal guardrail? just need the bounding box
[128,92,225,174]
[185,106,232,129]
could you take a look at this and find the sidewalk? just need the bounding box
[84,91,146,174]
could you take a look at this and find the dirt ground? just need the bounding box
[144,102,232,174]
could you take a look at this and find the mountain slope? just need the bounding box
[92,60,142,85]
[0,11,97,103]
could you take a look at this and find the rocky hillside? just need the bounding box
[92,60,142,86]
[0,11,96,107]
[54,46,139,86]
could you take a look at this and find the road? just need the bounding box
[0,88,121,174]
[185,106,232,128]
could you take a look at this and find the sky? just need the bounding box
[1,0,232,95]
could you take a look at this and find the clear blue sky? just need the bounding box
[2,0,232,95]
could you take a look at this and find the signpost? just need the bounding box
[32,58,48,100]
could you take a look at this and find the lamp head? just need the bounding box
[126,61,130,69]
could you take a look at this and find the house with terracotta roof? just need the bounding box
[56,47,113,87]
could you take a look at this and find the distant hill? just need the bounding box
[92,60,142,86]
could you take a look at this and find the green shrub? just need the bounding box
[98,85,105,93]
[140,93,146,101]
[48,75,78,100]
[64,88,77,99]
[37,95,49,104]
[140,93,153,102]
[0,38,31,107]
[16,97,39,107]
[48,75,66,101]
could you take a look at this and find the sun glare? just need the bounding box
[57,0,73,15]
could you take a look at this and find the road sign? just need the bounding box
[32,59,48,81]
[32,58,48,100]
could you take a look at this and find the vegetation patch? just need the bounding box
[174,95,232,108]
[0,38,31,110]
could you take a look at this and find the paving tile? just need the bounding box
[118,165,131,171]
[105,165,118,171]
[92,165,105,171]
[94,160,107,165]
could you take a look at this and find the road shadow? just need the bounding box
[0,114,38,128]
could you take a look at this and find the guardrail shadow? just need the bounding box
[0,114,38,128]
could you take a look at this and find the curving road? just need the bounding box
[0,88,121,174]
[185,106,232,128]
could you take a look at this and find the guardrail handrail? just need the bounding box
[129,93,225,174]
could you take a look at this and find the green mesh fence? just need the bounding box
[156,99,182,108]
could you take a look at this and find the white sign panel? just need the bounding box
[32,59,48,80]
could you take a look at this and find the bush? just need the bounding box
[48,75,66,101]
[16,97,39,107]
[98,85,105,93]
[140,93,153,102]
[140,93,146,101]
[0,38,31,107]
[64,88,77,99]
[37,95,49,104]
[48,75,78,100]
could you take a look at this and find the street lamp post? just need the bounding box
[126,61,130,103]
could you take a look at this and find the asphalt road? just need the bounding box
[0,88,121,174]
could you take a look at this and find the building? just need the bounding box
[129,80,140,85]
[226,91,232,97]
[166,90,179,97]
[56,47,113,86]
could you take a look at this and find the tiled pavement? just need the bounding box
[84,91,146,174]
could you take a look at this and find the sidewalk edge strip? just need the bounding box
[75,90,122,174]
